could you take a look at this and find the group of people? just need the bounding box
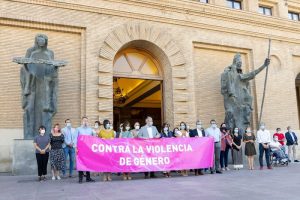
[33,116,299,183]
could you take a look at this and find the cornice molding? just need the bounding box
[4,0,300,43]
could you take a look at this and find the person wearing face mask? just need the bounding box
[243,127,256,170]
[220,124,233,171]
[34,126,50,181]
[92,121,101,137]
[172,127,179,137]
[49,123,65,181]
[270,135,288,163]
[190,120,205,175]
[205,119,222,174]
[116,123,124,138]
[138,116,160,179]
[61,119,77,178]
[119,121,133,180]
[175,122,189,138]
[285,126,299,162]
[161,123,173,138]
[160,123,173,177]
[257,122,272,170]
[98,119,115,181]
[232,128,243,170]
[175,122,189,176]
[76,116,95,183]
[131,122,140,138]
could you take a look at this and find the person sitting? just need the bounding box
[270,135,287,162]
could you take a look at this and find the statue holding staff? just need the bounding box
[221,53,270,134]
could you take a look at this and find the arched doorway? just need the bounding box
[113,48,163,132]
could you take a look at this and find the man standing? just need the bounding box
[61,119,77,178]
[205,119,222,174]
[138,116,160,178]
[190,120,205,175]
[285,126,299,162]
[257,123,272,170]
[76,116,95,183]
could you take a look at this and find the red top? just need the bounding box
[273,132,285,146]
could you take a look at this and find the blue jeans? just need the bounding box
[259,143,270,167]
[63,146,75,176]
[220,145,230,168]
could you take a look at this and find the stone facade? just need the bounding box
[1,0,300,172]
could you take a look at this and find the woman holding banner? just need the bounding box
[161,123,173,177]
[98,119,115,181]
[175,122,190,176]
[119,121,133,180]
[131,122,140,138]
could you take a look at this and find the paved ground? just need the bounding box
[1,163,300,200]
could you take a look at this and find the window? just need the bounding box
[199,0,209,3]
[259,6,272,16]
[289,12,299,21]
[227,0,242,10]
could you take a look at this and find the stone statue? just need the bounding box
[221,53,270,134]
[13,34,67,139]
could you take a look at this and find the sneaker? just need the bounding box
[225,167,230,171]
[267,166,273,170]
[57,176,61,180]
[294,160,299,162]
[38,177,42,182]
[52,176,55,180]
[216,170,222,174]
[221,168,225,171]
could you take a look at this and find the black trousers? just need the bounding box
[79,171,91,180]
[144,172,155,177]
[36,153,49,177]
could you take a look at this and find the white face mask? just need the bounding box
[135,126,140,130]
[246,130,251,133]
[66,123,71,127]
[94,124,99,129]
[180,125,185,130]
[164,127,169,132]
[148,122,153,127]
[211,124,217,128]
[40,129,46,134]
[196,125,202,129]
[260,126,265,130]
[234,129,239,133]
[105,124,110,129]
[289,129,292,133]
[125,126,130,131]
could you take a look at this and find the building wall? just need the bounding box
[1,0,300,172]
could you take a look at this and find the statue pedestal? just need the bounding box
[12,139,37,175]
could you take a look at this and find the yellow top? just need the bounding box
[98,129,114,139]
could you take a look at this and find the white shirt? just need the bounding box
[147,127,153,138]
[197,129,203,137]
[257,129,271,144]
[205,127,221,142]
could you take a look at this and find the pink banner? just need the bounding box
[76,135,214,172]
